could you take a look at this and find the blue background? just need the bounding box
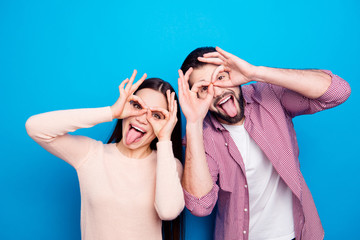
[1,0,359,239]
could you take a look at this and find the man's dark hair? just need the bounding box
[180,46,216,73]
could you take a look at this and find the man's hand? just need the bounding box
[178,68,214,124]
[198,46,258,87]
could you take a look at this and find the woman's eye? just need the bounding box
[152,112,164,120]
[130,101,142,110]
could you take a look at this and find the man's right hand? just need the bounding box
[178,67,216,199]
[178,68,214,124]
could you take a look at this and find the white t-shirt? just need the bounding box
[222,123,295,240]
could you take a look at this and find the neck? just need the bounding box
[116,140,153,159]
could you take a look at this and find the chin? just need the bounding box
[211,108,244,124]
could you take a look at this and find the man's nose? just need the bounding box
[213,85,224,98]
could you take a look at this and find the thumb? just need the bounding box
[205,83,215,103]
[146,109,155,126]
[213,80,235,88]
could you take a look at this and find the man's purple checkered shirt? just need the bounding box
[183,70,351,240]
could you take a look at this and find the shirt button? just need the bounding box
[244,185,248,188]
[225,143,228,147]
[244,208,248,212]
[243,231,247,234]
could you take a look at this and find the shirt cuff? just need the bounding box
[104,106,115,122]
[317,70,351,103]
[183,183,219,211]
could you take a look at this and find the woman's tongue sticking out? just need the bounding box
[125,125,145,145]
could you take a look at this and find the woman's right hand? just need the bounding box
[110,70,148,119]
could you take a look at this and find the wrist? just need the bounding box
[186,120,203,133]
[157,131,171,142]
[158,136,171,142]
[110,105,117,119]
[158,137,171,142]
[251,66,266,82]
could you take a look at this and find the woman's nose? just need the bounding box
[135,112,148,124]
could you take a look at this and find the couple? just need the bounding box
[26,47,351,240]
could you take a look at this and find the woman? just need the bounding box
[25,70,185,240]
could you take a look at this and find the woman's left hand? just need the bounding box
[147,90,178,142]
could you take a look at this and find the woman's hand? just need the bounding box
[110,70,148,119]
[198,46,258,87]
[147,90,177,142]
[178,68,214,124]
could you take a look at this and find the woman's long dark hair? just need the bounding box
[107,78,184,240]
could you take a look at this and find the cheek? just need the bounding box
[121,119,129,135]
[147,126,155,136]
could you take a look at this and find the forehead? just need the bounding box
[189,64,227,86]
[135,88,168,109]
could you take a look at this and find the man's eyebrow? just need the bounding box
[190,79,207,88]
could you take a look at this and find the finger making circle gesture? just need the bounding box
[111,70,148,119]
[198,46,257,87]
[177,68,214,124]
[146,90,178,142]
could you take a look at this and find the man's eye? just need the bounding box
[201,86,208,92]
[218,75,225,80]
[130,101,142,110]
[152,112,164,120]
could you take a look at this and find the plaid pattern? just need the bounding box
[184,70,351,240]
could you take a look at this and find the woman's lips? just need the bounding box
[125,124,146,145]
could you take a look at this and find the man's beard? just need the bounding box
[210,87,245,124]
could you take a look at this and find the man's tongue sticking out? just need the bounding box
[220,97,238,117]
[126,127,144,145]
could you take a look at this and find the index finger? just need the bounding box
[149,107,170,120]
[190,81,211,93]
[129,94,148,109]
[211,65,226,83]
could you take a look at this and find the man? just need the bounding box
[177,46,351,240]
